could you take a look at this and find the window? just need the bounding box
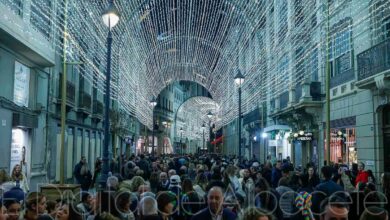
[294,0,304,27]
[30,0,52,40]
[278,55,289,92]
[384,16,390,39]
[278,0,288,41]
[371,0,390,44]
[311,48,319,81]
[329,19,353,78]
[3,0,23,17]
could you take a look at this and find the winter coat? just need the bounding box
[355,170,369,186]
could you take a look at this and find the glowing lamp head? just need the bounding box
[150,98,157,107]
[234,70,245,86]
[102,1,120,29]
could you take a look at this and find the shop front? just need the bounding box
[290,131,318,168]
[324,117,357,166]
[263,125,292,162]
[325,128,356,166]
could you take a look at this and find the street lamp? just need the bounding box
[100,0,120,189]
[234,70,245,161]
[207,111,213,119]
[150,97,157,157]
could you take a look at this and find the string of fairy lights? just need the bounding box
[0,0,389,129]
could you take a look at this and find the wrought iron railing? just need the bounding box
[93,100,103,116]
[59,73,75,105]
[358,38,390,81]
[79,92,91,111]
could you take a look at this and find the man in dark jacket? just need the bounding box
[191,186,236,220]
[137,154,150,180]
[73,156,92,191]
[312,166,344,218]
[271,160,282,188]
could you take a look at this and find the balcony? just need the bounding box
[270,80,322,119]
[357,38,390,89]
[78,92,92,114]
[92,100,103,120]
[57,74,75,108]
[330,68,355,88]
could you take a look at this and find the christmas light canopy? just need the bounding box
[2,0,385,130]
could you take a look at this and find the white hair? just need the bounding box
[139,196,158,216]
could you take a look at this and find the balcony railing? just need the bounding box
[93,100,103,117]
[358,38,390,81]
[79,92,91,113]
[58,74,75,105]
[330,68,355,88]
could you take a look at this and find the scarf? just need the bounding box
[295,191,314,220]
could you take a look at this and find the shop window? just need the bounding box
[325,127,356,165]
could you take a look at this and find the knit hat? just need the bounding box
[252,162,260,167]
[2,186,25,204]
[169,175,181,185]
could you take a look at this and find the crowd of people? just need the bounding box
[0,153,389,220]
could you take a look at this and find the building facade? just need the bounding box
[0,0,141,190]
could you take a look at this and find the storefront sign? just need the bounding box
[13,61,30,107]
[296,132,313,141]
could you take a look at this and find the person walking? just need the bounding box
[191,186,237,220]
[73,156,92,191]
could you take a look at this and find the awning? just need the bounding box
[263,125,291,133]
[211,136,223,145]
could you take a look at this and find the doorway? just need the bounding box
[383,105,390,172]
[294,141,302,168]
[10,128,30,177]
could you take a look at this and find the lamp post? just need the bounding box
[234,70,245,161]
[179,127,183,155]
[262,132,268,162]
[100,0,120,189]
[202,123,206,152]
[207,111,213,152]
[213,128,217,153]
[150,98,157,157]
